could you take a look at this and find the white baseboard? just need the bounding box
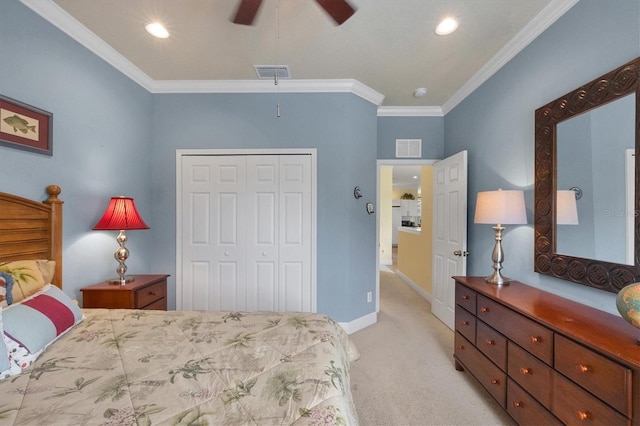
[339,311,377,335]
[395,270,432,303]
[337,271,431,335]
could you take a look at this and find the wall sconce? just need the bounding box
[93,196,150,285]
[353,186,363,199]
[474,189,527,285]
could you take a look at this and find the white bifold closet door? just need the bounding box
[180,154,312,312]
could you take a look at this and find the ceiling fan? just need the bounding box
[232,0,356,26]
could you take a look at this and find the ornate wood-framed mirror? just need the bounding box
[534,56,640,293]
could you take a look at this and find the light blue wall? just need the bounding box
[444,0,640,314]
[1,0,377,323]
[149,93,378,321]
[377,116,444,159]
[4,0,640,321]
[0,0,154,302]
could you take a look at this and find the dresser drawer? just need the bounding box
[476,320,506,370]
[508,342,553,409]
[552,372,630,425]
[477,295,553,365]
[455,304,476,343]
[507,379,561,426]
[455,332,506,408]
[135,280,167,308]
[455,282,476,314]
[555,334,632,417]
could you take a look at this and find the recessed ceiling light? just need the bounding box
[145,22,169,39]
[435,17,458,36]
[414,88,427,97]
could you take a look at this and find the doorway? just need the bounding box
[376,159,436,313]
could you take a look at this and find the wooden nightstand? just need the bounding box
[81,274,169,310]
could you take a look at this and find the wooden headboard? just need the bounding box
[0,185,63,288]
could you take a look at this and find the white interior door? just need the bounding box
[432,151,468,330]
[179,152,314,313]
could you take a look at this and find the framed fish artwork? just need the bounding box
[0,95,52,155]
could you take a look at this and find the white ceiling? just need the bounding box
[22,0,578,114]
[393,165,422,191]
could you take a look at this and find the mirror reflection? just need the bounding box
[556,93,635,265]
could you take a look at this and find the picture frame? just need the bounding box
[0,95,52,155]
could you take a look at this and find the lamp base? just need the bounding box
[108,275,136,286]
[485,271,511,286]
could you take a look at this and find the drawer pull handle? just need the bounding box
[461,321,469,326]
[530,336,541,343]
[480,307,489,313]
[485,339,495,346]
[577,364,591,373]
[457,345,464,350]
[461,295,469,300]
[490,379,499,385]
[520,367,532,375]
[576,411,591,421]
[149,292,156,296]
[512,401,523,408]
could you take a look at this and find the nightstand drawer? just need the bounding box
[135,280,166,308]
[81,275,169,310]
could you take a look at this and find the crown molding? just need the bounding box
[20,0,385,106]
[21,0,577,114]
[377,106,443,117]
[441,0,579,114]
[149,79,384,105]
[21,0,157,91]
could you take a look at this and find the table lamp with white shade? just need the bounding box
[474,189,527,285]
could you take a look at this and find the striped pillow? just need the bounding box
[3,285,83,369]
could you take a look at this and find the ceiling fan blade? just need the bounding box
[232,0,263,26]
[315,0,356,25]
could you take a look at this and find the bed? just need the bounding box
[0,186,360,425]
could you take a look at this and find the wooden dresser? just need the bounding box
[81,274,169,310]
[453,276,640,425]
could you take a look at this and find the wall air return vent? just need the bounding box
[396,139,422,158]
[254,65,291,79]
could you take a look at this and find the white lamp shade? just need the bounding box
[556,190,579,225]
[474,189,527,225]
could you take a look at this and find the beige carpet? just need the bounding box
[349,271,515,426]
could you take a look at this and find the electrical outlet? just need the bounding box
[367,292,372,303]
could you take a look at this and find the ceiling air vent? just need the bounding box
[396,139,422,158]
[254,65,291,79]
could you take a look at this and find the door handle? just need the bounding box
[453,250,469,257]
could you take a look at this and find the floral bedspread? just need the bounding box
[0,309,359,425]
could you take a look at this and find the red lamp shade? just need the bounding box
[93,197,149,231]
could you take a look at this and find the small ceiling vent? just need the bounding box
[254,65,291,79]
